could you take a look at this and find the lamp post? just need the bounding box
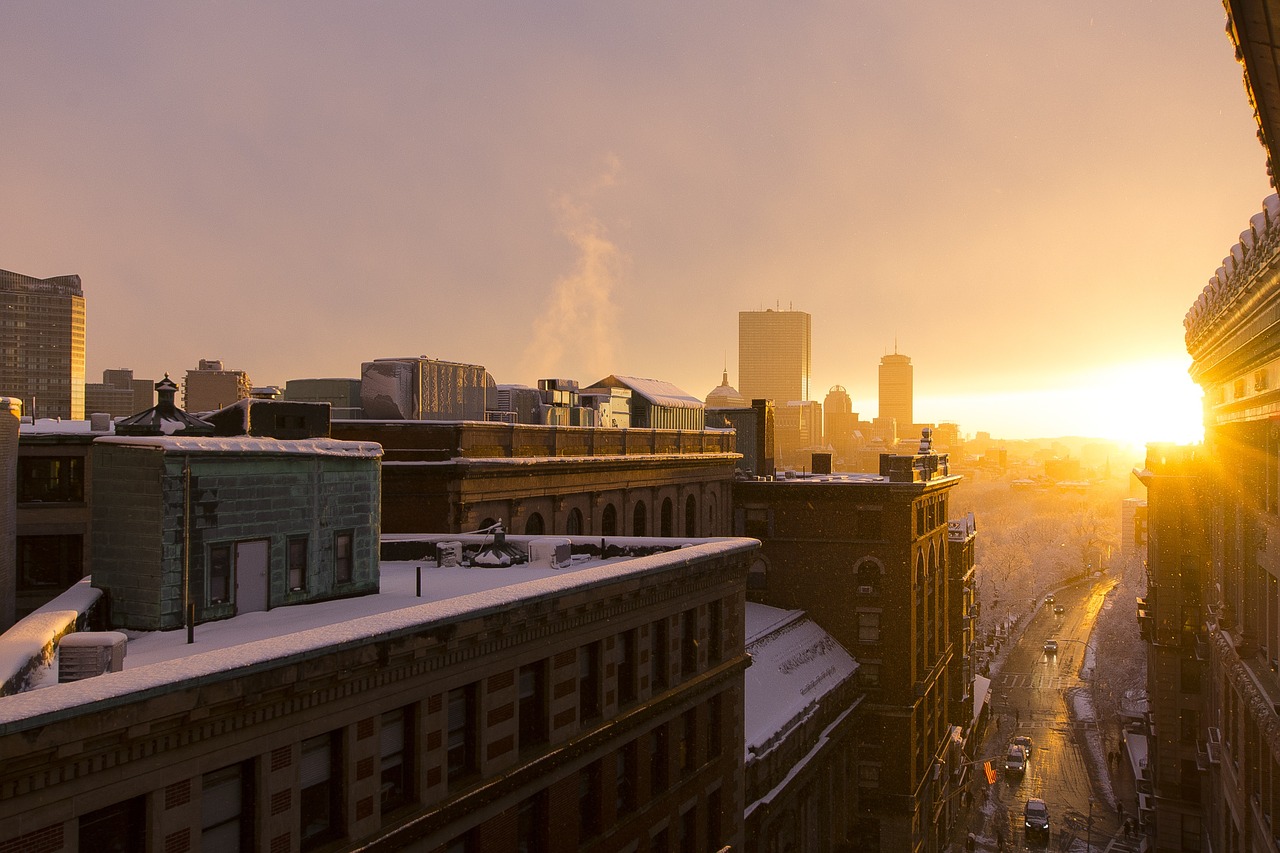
[1087,796,1094,852]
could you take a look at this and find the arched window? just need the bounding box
[660,498,674,537]
[525,513,545,535]
[915,552,925,587]
[928,543,937,578]
[632,501,647,536]
[706,492,718,534]
[601,503,618,536]
[856,559,881,592]
[685,495,697,537]
[479,517,497,533]
[566,507,584,536]
[748,557,768,590]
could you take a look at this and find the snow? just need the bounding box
[93,435,383,458]
[592,375,703,410]
[381,452,738,468]
[742,603,857,758]
[0,540,754,728]
[20,418,112,435]
[0,580,102,694]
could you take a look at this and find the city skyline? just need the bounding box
[0,4,1251,444]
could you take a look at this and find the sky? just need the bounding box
[1,2,1271,443]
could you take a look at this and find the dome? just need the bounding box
[705,369,749,409]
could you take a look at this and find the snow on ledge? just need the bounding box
[94,435,383,458]
[0,580,102,696]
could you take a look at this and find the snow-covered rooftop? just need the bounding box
[93,435,383,458]
[592,375,703,410]
[0,538,753,728]
[743,602,858,758]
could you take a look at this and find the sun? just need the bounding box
[1074,358,1204,455]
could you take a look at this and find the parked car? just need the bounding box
[1024,798,1050,838]
[1005,744,1027,775]
[1043,639,1058,654]
[1012,734,1034,756]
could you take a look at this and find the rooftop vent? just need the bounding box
[58,632,128,683]
[528,538,572,569]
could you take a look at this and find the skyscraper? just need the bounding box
[878,350,913,432]
[738,308,811,405]
[0,269,85,420]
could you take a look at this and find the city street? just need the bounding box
[963,576,1134,852]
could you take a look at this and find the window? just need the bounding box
[681,609,698,677]
[203,762,251,852]
[652,619,669,690]
[618,630,638,706]
[525,513,545,535]
[579,760,603,839]
[685,495,697,537]
[288,537,308,591]
[79,797,144,853]
[680,707,697,775]
[209,544,232,604]
[519,661,549,749]
[661,498,674,537]
[744,507,770,538]
[616,740,637,815]
[567,507,584,535]
[859,663,882,688]
[335,531,353,584]
[18,456,84,502]
[858,611,881,644]
[16,534,83,591]
[707,694,723,759]
[300,732,341,850]
[707,787,723,850]
[651,723,669,793]
[448,684,478,785]
[633,501,648,536]
[601,503,618,536]
[580,642,602,723]
[680,804,697,853]
[516,792,548,853]
[381,706,413,813]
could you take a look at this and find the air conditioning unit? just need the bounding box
[858,585,875,595]
[528,538,572,569]
[59,632,128,683]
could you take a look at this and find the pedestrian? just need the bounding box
[1015,709,1020,724]
[996,826,1005,851]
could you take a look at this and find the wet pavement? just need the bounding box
[955,575,1142,853]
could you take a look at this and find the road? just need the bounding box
[963,575,1134,852]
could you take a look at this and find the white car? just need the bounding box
[1005,744,1027,775]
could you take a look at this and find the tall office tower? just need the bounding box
[0,269,86,420]
[878,350,913,433]
[738,309,811,405]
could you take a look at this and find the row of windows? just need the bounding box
[494,492,715,538]
[17,455,84,502]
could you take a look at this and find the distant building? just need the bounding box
[738,308,811,406]
[584,375,705,430]
[84,368,154,418]
[946,513,979,738]
[284,377,363,419]
[705,368,748,410]
[1121,497,1147,562]
[360,356,493,421]
[0,269,85,420]
[878,351,913,434]
[183,359,251,413]
[706,399,775,480]
[774,399,822,470]
[734,433,965,853]
[823,385,858,463]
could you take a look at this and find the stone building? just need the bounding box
[331,419,736,538]
[0,534,755,853]
[733,435,965,853]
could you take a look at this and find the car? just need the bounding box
[1012,734,1034,756]
[1043,639,1058,654]
[1044,594,1054,604]
[1005,744,1027,774]
[1024,798,1050,838]
[1053,604,1065,615]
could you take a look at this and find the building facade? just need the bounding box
[877,352,913,434]
[84,368,155,418]
[0,397,18,631]
[332,420,737,538]
[733,438,964,853]
[0,269,85,420]
[0,536,754,853]
[738,309,811,407]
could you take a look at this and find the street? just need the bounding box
[963,575,1135,852]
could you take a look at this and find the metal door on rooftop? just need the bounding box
[235,539,270,613]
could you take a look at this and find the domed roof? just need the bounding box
[705,369,748,409]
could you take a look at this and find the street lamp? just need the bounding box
[1087,796,1094,852]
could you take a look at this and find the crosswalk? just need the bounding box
[998,671,1068,690]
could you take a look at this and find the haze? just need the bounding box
[1,2,1265,442]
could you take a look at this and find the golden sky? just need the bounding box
[0,3,1268,441]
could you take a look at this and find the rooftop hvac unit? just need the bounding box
[438,541,463,567]
[59,632,128,683]
[528,538,572,569]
